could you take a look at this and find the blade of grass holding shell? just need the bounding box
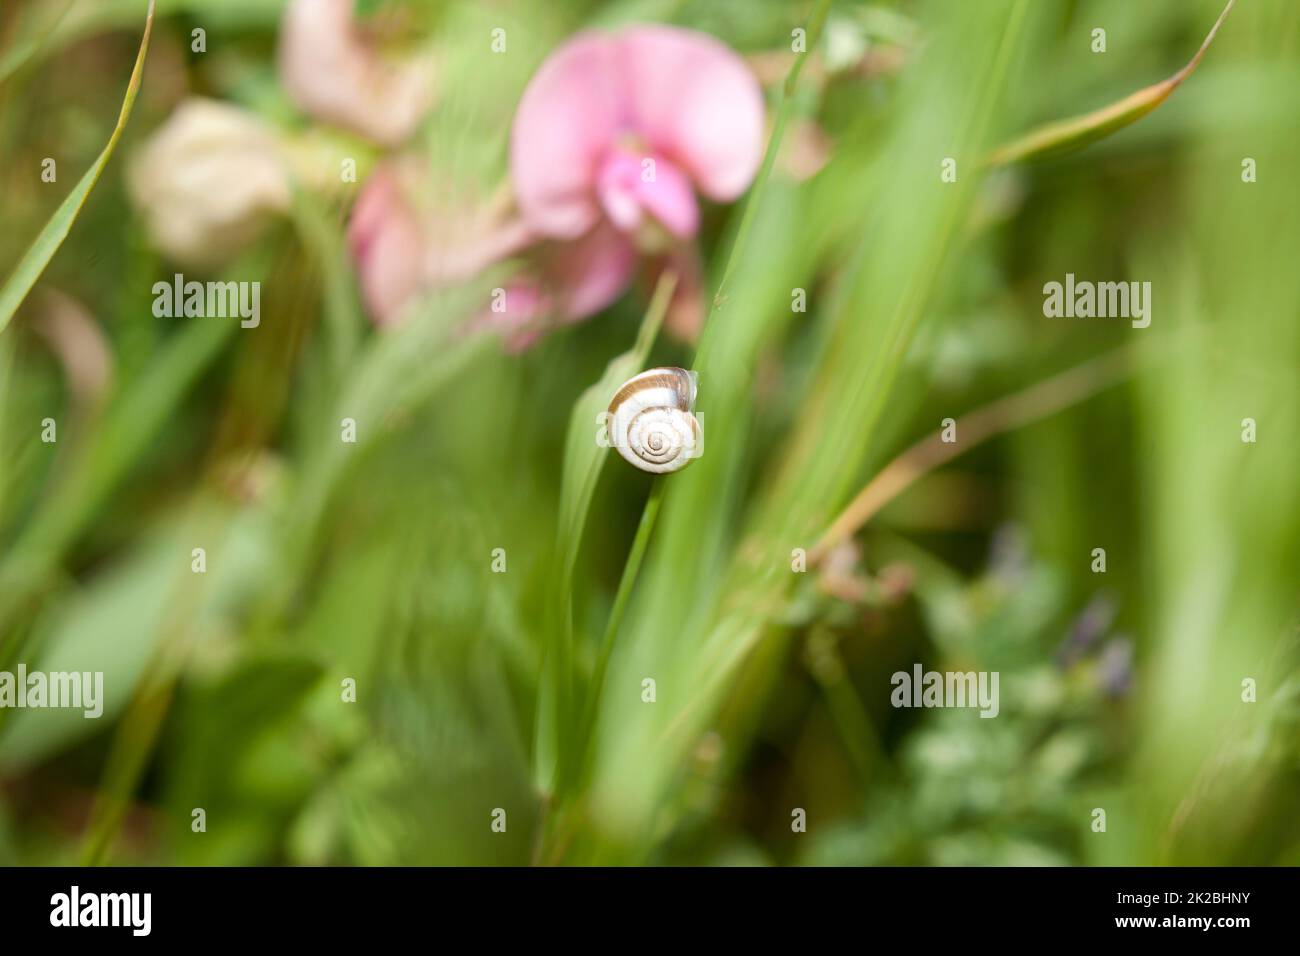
[555,272,677,569]
[0,0,155,335]
[546,4,834,844]
[576,478,664,778]
[987,0,1235,167]
[538,477,667,864]
[543,190,836,858]
[537,272,676,798]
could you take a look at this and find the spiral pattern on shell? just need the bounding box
[607,367,701,474]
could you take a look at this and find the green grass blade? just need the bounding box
[555,273,677,564]
[988,0,1235,166]
[575,478,664,774]
[288,190,365,382]
[811,347,1140,563]
[537,272,676,794]
[0,1,76,85]
[691,0,831,372]
[0,0,156,335]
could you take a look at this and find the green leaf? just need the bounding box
[0,0,156,335]
[988,0,1236,166]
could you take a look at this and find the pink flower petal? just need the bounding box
[466,221,637,350]
[279,0,436,146]
[658,248,706,342]
[616,25,765,201]
[424,213,535,287]
[596,149,646,233]
[473,280,551,352]
[544,219,638,320]
[596,148,699,239]
[509,25,762,240]
[348,165,424,325]
[509,33,626,240]
[634,155,699,238]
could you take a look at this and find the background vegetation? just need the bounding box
[0,0,1297,865]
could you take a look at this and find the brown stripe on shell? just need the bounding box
[608,367,694,416]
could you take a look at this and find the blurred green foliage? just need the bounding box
[0,0,1296,866]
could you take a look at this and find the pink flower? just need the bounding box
[510,25,765,244]
[346,160,537,326]
[476,220,641,349]
[499,25,763,339]
[536,219,642,319]
[348,162,635,331]
[349,25,764,344]
[279,0,436,146]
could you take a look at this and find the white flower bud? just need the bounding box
[127,99,291,267]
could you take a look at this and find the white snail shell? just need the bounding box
[607,366,701,474]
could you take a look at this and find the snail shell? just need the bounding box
[607,366,701,474]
